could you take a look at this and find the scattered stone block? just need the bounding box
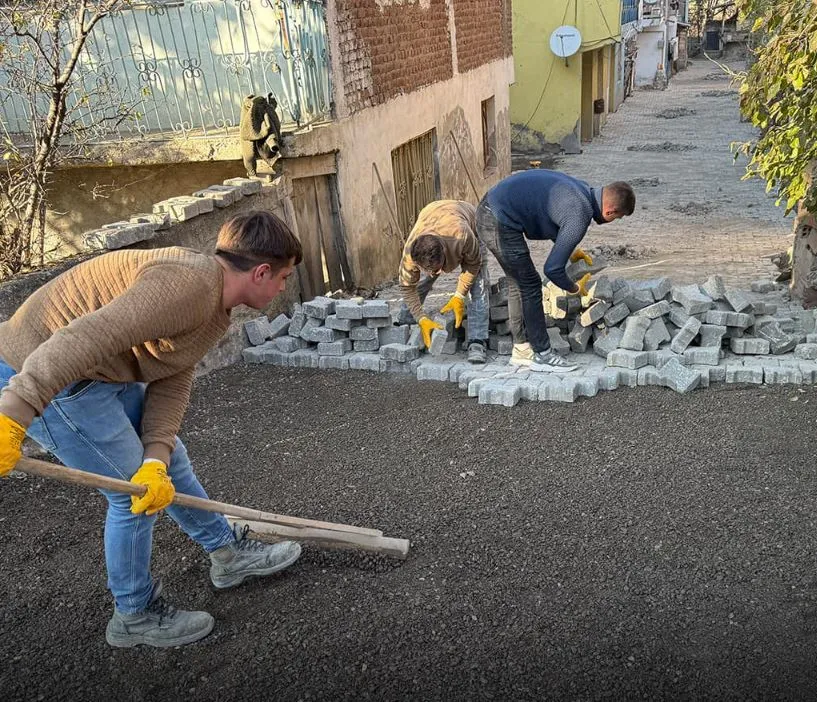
[794,343,817,360]
[764,366,803,384]
[756,321,798,354]
[433,312,456,336]
[579,300,611,327]
[670,317,702,353]
[699,324,727,347]
[624,287,654,312]
[407,326,424,350]
[349,352,381,371]
[683,347,721,366]
[353,338,380,352]
[193,187,234,208]
[380,343,420,362]
[325,315,355,332]
[268,313,290,339]
[584,276,614,303]
[634,277,672,301]
[596,368,621,391]
[302,324,342,344]
[378,325,410,346]
[491,337,513,355]
[303,296,336,319]
[619,316,651,351]
[700,275,726,301]
[366,317,393,328]
[750,280,777,293]
[568,323,593,353]
[708,365,727,382]
[725,365,763,384]
[672,284,713,314]
[318,355,350,371]
[730,337,770,355]
[429,329,450,356]
[649,349,679,368]
[244,317,271,346]
[361,300,390,318]
[495,320,511,336]
[548,327,571,356]
[637,365,662,386]
[335,301,364,320]
[317,339,352,356]
[490,305,510,322]
[350,326,378,341]
[607,349,650,369]
[273,336,307,353]
[288,349,319,368]
[153,196,205,222]
[242,343,287,366]
[289,306,306,337]
[604,302,630,326]
[668,304,690,328]
[223,177,262,195]
[593,327,625,359]
[634,300,671,319]
[612,281,632,305]
[617,368,638,387]
[659,358,701,394]
[643,317,671,351]
[725,288,752,313]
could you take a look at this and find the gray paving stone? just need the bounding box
[704,310,731,326]
[585,276,614,302]
[672,284,713,314]
[348,352,381,371]
[407,326,424,350]
[547,327,571,356]
[479,381,522,407]
[366,317,393,328]
[649,348,680,368]
[429,329,450,356]
[633,300,671,320]
[288,349,320,368]
[512,378,544,401]
[350,326,378,341]
[361,300,390,318]
[603,301,630,326]
[441,339,461,355]
[433,311,457,336]
[612,281,632,305]
[458,370,495,391]
[764,366,803,384]
[242,343,286,365]
[633,277,672,301]
[335,301,364,319]
[573,375,600,397]
[797,360,817,382]
[624,287,654,312]
[379,359,414,374]
[659,358,701,394]
[298,317,322,340]
[596,368,621,391]
[750,280,777,293]
[303,296,336,319]
[468,376,497,397]
[700,275,726,301]
[794,343,817,360]
[448,363,473,382]
[607,349,650,369]
[568,322,593,353]
[725,364,763,384]
[302,324,343,344]
[580,300,611,326]
[683,346,721,366]
[620,316,651,350]
[756,321,798,354]
[378,325,410,345]
[318,355,351,371]
[268,313,291,339]
[725,288,752,313]
[699,324,727,347]
[380,343,420,362]
[273,336,308,353]
[537,377,578,403]
[353,338,380,352]
[325,314,357,332]
[244,317,271,346]
[416,360,456,381]
[668,304,691,328]
[644,317,671,351]
[688,366,711,388]
[670,317,702,353]
[637,365,662,386]
[707,365,727,382]
[317,339,353,356]
[729,337,770,355]
[494,321,511,336]
[617,368,638,387]
[490,305,510,322]
[593,327,625,358]
[289,307,306,337]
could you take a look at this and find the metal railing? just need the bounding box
[0,0,332,143]
[621,0,639,25]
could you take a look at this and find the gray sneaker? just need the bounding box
[530,349,578,373]
[105,581,214,648]
[467,341,487,364]
[210,525,302,590]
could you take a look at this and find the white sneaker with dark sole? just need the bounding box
[530,349,578,373]
[510,343,534,366]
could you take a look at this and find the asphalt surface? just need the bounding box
[2,365,817,700]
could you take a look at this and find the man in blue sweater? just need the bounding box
[477,170,635,372]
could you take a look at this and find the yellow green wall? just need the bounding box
[511,0,621,148]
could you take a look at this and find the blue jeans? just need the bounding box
[396,244,491,342]
[0,360,234,614]
[476,201,550,353]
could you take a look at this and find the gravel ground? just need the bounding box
[3,366,817,700]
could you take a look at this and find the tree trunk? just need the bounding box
[790,163,817,308]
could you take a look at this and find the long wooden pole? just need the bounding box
[14,458,409,558]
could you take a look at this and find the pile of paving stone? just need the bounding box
[242,261,817,406]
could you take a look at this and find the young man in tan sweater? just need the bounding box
[397,200,490,363]
[0,210,303,648]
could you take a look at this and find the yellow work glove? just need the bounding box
[440,293,466,329]
[130,459,175,516]
[0,413,26,477]
[570,248,593,266]
[573,273,592,297]
[418,316,444,348]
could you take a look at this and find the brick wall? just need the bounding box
[335,0,453,114]
[453,0,513,74]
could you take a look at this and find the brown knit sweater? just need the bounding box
[0,247,231,461]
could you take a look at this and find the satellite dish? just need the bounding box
[550,25,582,64]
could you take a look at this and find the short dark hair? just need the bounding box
[216,210,302,272]
[409,233,445,272]
[604,182,636,216]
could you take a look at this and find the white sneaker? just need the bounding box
[510,343,534,366]
[530,349,578,373]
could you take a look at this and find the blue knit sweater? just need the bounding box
[484,169,604,291]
